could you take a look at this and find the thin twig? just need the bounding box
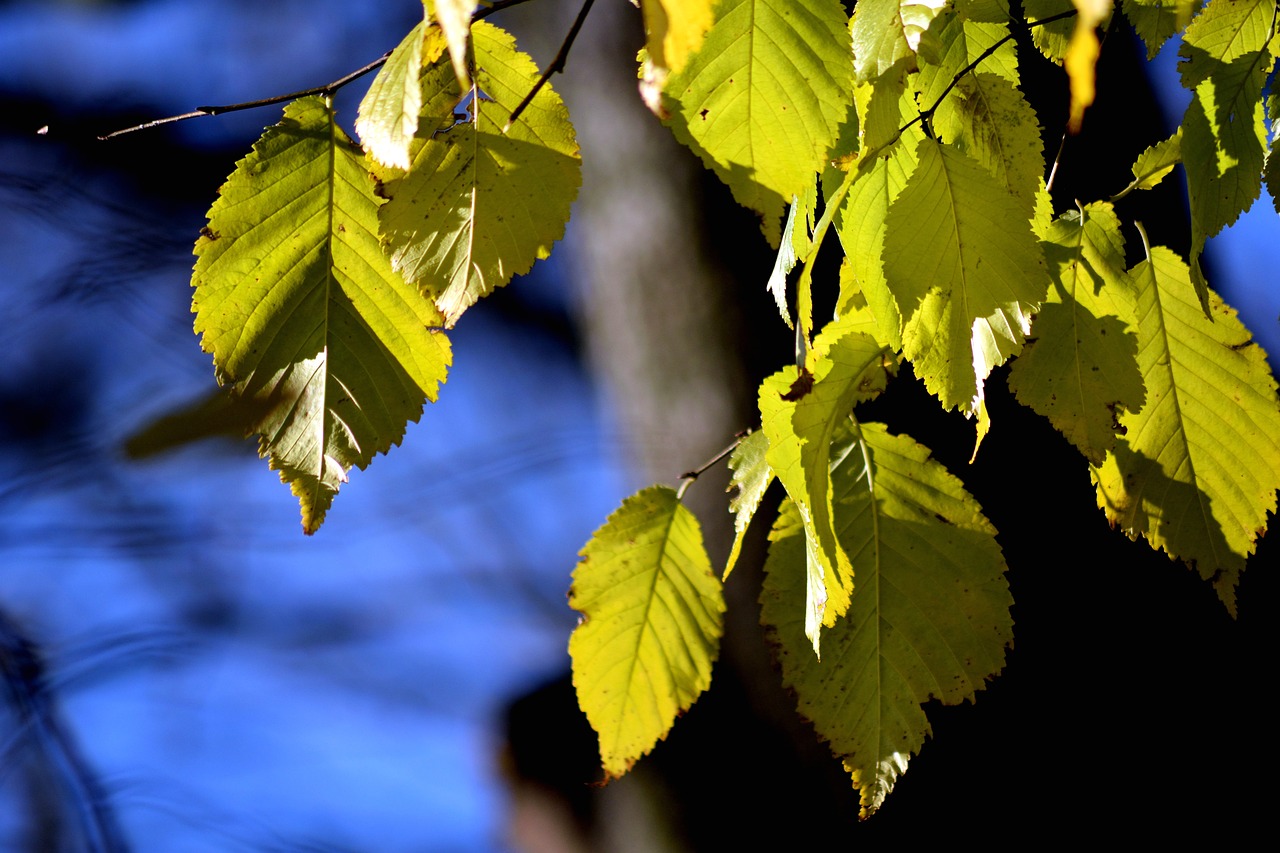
[676,431,748,501]
[97,0,541,141]
[503,0,595,132]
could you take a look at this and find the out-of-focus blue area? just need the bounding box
[0,1,627,850]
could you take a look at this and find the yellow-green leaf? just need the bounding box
[761,421,1012,817]
[914,5,1018,111]
[834,137,922,352]
[640,0,715,73]
[1024,0,1077,61]
[1064,0,1112,131]
[377,22,581,326]
[930,71,1045,219]
[1007,203,1146,464]
[851,0,951,83]
[725,429,773,580]
[426,0,473,93]
[1178,0,1275,88]
[1122,0,1199,59]
[569,485,724,778]
[1116,129,1183,198]
[1182,47,1270,311]
[662,0,854,244]
[357,22,446,170]
[1091,243,1280,614]
[884,139,1049,416]
[192,96,452,533]
[759,326,892,655]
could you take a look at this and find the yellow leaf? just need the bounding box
[426,0,473,93]
[1064,0,1111,131]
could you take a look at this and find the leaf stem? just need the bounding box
[504,0,596,133]
[97,0,542,141]
[676,432,749,501]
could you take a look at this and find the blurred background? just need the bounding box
[1,1,1277,850]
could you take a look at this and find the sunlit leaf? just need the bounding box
[1182,47,1270,312]
[1117,129,1183,197]
[357,22,446,171]
[725,429,773,580]
[1063,0,1112,131]
[759,326,892,655]
[569,485,724,778]
[1092,242,1280,614]
[1007,203,1146,464]
[851,0,951,82]
[884,139,1049,416]
[426,0,474,93]
[1024,0,1076,61]
[761,421,1012,817]
[834,137,922,351]
[376,22,581,326]
[662,0,854,244]
[193,96,452,533]
[1122,0,1199,59]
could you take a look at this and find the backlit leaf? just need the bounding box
[356,22,445,170]
[1064,0,1112,131]
[760,326,892,655]
[1092,243,1280,614]
[377,22,581,326]
[1024,0,1076,61]
[761,421,1012,817]
[884,139,1049,416]
[1178,0,1275,88]
[834,137,922,351]
[1007,203,1146,464]
[662,0,854,244]
[1122,0,1199,59]
[851,0,951,82]
[725,429,773,580]
[426,0,474,93]
[192,96,452,533]
[1181,47,1270,311]
[1119,129,1183,197]
[569,485,724,778]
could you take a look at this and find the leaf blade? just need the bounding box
[569,485,725,778]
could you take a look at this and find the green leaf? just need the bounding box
[662,0,854,244]
[1181,47,1270,311]
[914,5,1018,110]
[884,139,1049,415]
[1122,0,1199,59]
[192,96,452,533]
[834,137,921,352]
[1117,128,1183,198]
[1024,0,1077,61]
[426,0,474,93]
[851,0,951,82]
[356,22,440,171]
[1178,0,1275,88]
[761,421,1012,817]
[1091,243,1280,614]
[1007,203,1146,464]
[759,326,892,656]
[377,21,581,326]
[569,485,725,778]
[725,429,774,580]
[766,194,808,329]
[930,71,1045,219]
[123,387,268,459]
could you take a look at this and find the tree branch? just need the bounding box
[503,0,596,132]
[676,431,748,500]
[97,0,542,141]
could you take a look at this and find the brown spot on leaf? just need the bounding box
[781,368,814,401]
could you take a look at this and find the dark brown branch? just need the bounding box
[98,0,541,141]
[676,430,750,500]
[503,0,595,132]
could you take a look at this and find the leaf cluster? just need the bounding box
[144,0,1279,819]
